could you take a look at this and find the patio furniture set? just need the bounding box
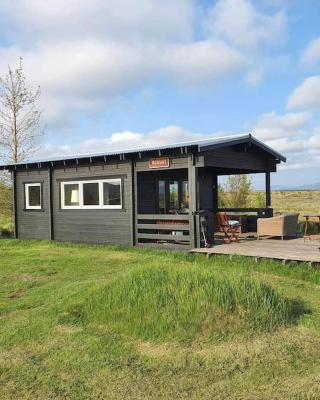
[216,211,314,244]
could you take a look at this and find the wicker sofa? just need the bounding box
[257,212,299,240]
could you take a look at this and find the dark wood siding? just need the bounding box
[204,147,276,172]
[137,172,157,214]
[16,169,50,240]
[52,162,133,245]
[198,170,215,211]
[135,155,190,172]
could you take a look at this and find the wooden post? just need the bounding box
[212,174,218,244]
[133,162,138,246]
[212,175,218,213]
[131,159,136,246]
[48,166,54,240]
[12,169,18,239]
[265,172,271,208]
[188,154,199,248]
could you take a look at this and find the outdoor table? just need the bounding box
[303,214,320,240]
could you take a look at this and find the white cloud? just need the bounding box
[0,0,195,44]
[34,125,219,160]
[162,40,245,87]
[250,110,320,171]
[0,0,250,127]
[300,36,320,66]
[308,132,320,150]
[287,76,320,110]
[29,119,320,173]
[264,137,304,153]
[0,38,245,125]
[0,0,290,131]
[204,0,287,50]
[252,111,310,140]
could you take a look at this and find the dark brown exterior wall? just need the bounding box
[13,147,277,247]
[51,162,133,245]
[16,169,51,240]
[204,147,276,172]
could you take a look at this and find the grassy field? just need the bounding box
[1,240,320,399]
[272,191,320,216]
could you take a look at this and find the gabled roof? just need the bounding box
[0,133,286,170]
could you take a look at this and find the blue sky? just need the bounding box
[1,0,320,188]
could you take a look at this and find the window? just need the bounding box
[103,180,121,207]
[61,179,122,209]
[83,182,99,207]
[181,181,189,209]
[25,183,42,210]
[169,180,179,211]
[157,178,189,214]
[63,183,80,207]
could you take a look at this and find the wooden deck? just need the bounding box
[190,237,320,265]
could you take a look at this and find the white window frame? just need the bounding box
[82,180,101,209]
[61,181,81,210]
[60,178,122,210]
[25,183,42,210]
[101,179,122,209]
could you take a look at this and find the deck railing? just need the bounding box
[216,207,273,233]
[218,207,273,216]
[136,214,191,248]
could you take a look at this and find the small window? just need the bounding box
[83,182,99,207]
[62,183,80,208]
[25,183,42,210]
[103,179,122,208]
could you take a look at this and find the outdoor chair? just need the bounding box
[216,212,241,243]
[257,212,299,240]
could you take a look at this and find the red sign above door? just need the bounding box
[149,157,170,169]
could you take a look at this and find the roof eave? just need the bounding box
[0,144,199,170]
[198,134,286,163]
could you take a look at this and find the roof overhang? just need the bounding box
[0,133,286,170]
[198,134,286,163]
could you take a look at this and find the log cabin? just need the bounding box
[0,134,286,249]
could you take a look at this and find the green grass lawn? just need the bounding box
[1,241,320,399]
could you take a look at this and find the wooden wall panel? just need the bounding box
[52,162,133,245]
[16,169,50,240]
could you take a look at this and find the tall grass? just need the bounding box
[72,265,302,342]
[0,215,13,238]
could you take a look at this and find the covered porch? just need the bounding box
[134,135,282,249]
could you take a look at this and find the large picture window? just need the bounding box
[25,183,42,210]
[61,179,122,209]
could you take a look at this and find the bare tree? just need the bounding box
[0,58,42,164]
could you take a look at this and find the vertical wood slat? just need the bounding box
[134,163,138,246]
[212,175,218,213]
[12,170,18,239]
[188,154,198,248]
[48,166,54,240]
[131,159,136,246]
[265,172,271,208]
